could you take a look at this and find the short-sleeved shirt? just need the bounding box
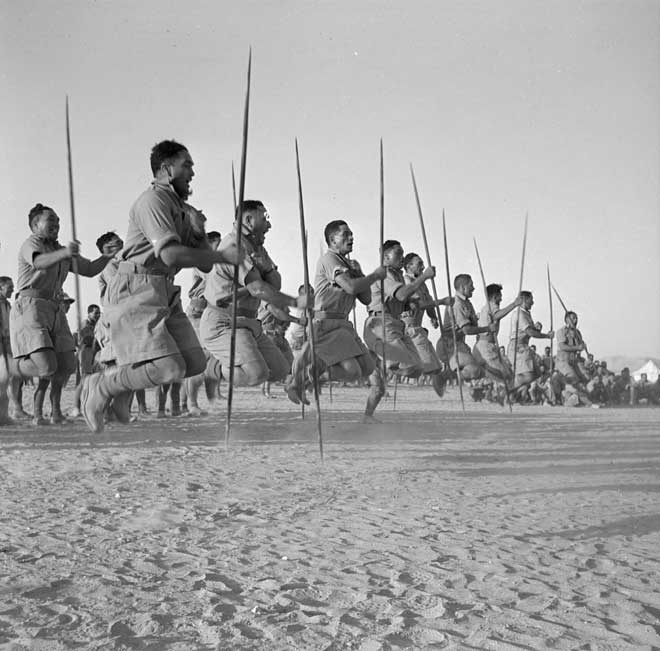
[0,298,10,339]
[556,326,584,364]
[314,251,362,318]
[120,181,201,275]
[476,303,499,342]
[509,308,535,347]
[401,273,433,328]
[442,294,477,343]
[16,234,97,297]
[368,267,406,319]
[204,229,277,318]
[98,257,120,304]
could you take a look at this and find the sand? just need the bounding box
[0,385,658,650]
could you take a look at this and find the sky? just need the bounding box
[2,0,658,359]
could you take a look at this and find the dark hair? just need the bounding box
[382,240,401,254]
[95,231,121,253]
[324,219,348,245]
[87,304,100,313]
[150,140,188,176]
[486,283,503,299]
[0,276,12,287]
[28,203,54,229]
[454,273,471,290]
[565,310,577,321]
[520,290,533,300]
[235,200,265,221]
[207,231,221,242]
[402,252,421,269]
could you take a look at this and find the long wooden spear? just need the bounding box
[379,140,388,399]
[442,210,465,411]
[65,96,83,332]
[547,264,554,373]
[225,50,251,448]
[231,162,237,212]
[473,238,513,412]
[295,140,323,460]
[511,213,529,392]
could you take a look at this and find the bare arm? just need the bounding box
[393,268,436,303]
[33,248,73,270]
[75,255,112,277]
[246,278,311,312]
[334,267,386,296]
[492,297,522,322]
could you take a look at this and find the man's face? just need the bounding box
[458,277,475,298]
[545,347,551,356]
[406,256,424,276]
[491,290,502,307]
[246,206,271,240]
[102,236,123,257]
[523,294,534,309]
[209,237,221,251]
[33,210,60,241]
[167,149,195,199]
[385,245,404,269]
[566,312,578,327]
[88,307,101,324]
[0,281,14,299]
[330,224,353,254]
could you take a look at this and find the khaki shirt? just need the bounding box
[368,267,406,319]
[556,326,584,364]
[401,273,433,328]
[120,181,201,274]
[476,303,499,342]
[314,250,361,319]
[204,229,276,318]
[16,234,95,297]
[509,307,534,347]
[442,294,477,344]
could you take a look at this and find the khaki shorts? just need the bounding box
[103,270,201,366]
[406,325,441,373]
[364,316,423,375]
[473,339,512,379]
[507,342,536,375]
[200,307,289,382]
[437,337,478,372]
[10,296,75,358]
[313,318,370,367]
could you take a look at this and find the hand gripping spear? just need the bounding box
[473,238,513,412]
[379,140,389,403]
[442,211,465,412]
[295,140,323,460]
[551,283,589,356]
[225,50,251,448]
[511,213,529,395]
[65,96,83,334]
[546,264,555,373]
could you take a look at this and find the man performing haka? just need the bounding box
[401,252,451,397]
[555,310,595,406]
[473,283,522,387]
[437,274,499,399]
[200,200,309,390]
[81,140,243,433]
[507,290,554,391]
[286,220,387,410]
[10,204,113,426]
[363,240,450,418]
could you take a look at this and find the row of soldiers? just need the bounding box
[0,139,652,430]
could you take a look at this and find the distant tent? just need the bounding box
[632,360,660,383]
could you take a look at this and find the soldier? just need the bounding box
[11,203,112,425]
[555,311,590,385]
[438,274,498,383]
[400,252,449,397]
[81,140,244,433]
[285,220,386,413]
[507,291,554,390]
[473,283,521,384]
[200,200,310,391]
[182,228,223,416]
[258,301,298,398]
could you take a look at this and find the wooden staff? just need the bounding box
[473,238,513,412]
[225,50,251,447]
[379,140,388,399]
[231,162,237,212]
[442,210,465,411]
[295,140,323,460]
[546,264,554,373]
[511,213,529,392]
[65,96,83,332]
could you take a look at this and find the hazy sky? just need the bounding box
[2,0,658,358]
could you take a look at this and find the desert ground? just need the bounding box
[0,385,658,650]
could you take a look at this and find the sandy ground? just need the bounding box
[0,385,659,650]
